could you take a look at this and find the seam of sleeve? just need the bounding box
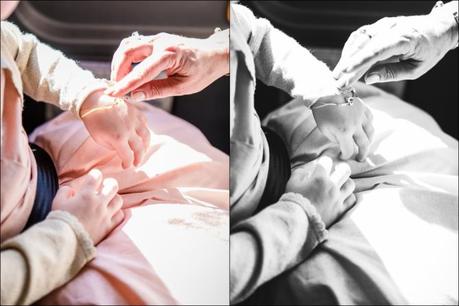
[279,192,328,243]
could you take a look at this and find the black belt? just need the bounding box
[23,143,58,230]
[256,126,291,213]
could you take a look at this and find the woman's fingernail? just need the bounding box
[365,74,380,84]
[131,91,146,102]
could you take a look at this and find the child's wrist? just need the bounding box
[80,88,106,117]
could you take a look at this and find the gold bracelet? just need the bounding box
[80,98,124,118]
[311,87,357,110]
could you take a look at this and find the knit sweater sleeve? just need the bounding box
[0,21,106,118]
[232,4,340,107]
[0,211,96,305]
[230,192,328,304]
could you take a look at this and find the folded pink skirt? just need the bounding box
[29,102,229,305]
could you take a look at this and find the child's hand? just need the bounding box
[52,169,125,245]
[285,156,356,227]
[80,89,150,168]
[312,95,374,161]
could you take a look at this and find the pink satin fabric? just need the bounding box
[29,102,228,305]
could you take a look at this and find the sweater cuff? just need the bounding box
[72,78,109,120]
[279,192,328,243]
[47,211,96,261]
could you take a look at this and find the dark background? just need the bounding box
[10,0,230,153]
[242,0,458,138]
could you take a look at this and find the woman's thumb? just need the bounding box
[365,62,414,84]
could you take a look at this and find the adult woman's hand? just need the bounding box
[105,31,229,102]
[52,169,124,245]
[333,1,458,87]
[285,156,356,227]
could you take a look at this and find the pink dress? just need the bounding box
[31,103,229,305]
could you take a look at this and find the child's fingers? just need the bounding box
[108,194,123,213]
[81,169,103,193]
[111,210,125,226]
[353,128,370,161]
[364,108,374,122]
[343,193,357,211]
[136,125,150,151]
[128,136,145,166]
[54,186,75,202]
[313,155,333,177]
[116,143,134,169]
[340,178,356,199]
[338,134,355,160]
[363,121,375,142]
[331,162,351,188]
[100,178,119,200]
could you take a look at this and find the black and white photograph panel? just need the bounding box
[229,1,458,305]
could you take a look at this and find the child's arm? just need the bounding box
[232,4,375,161]
[230,193,327,304]
[1,21,106,117]
[231,4,339,106]
[230,156,355,303]
[0,211,96,305]
[1,21,150,168]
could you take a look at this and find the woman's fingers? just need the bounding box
[353,128,370,161]
[334,17,400,79]
[111,42,153,82]
[330,162,351,188]
[126,77,183,102]
[107,50,176,98]
[100,177,119,200]
[364,61,418,84]
[340,32,411,87]
[345,26,371,54]
[335,31,410,88]
[81,169,103,193]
